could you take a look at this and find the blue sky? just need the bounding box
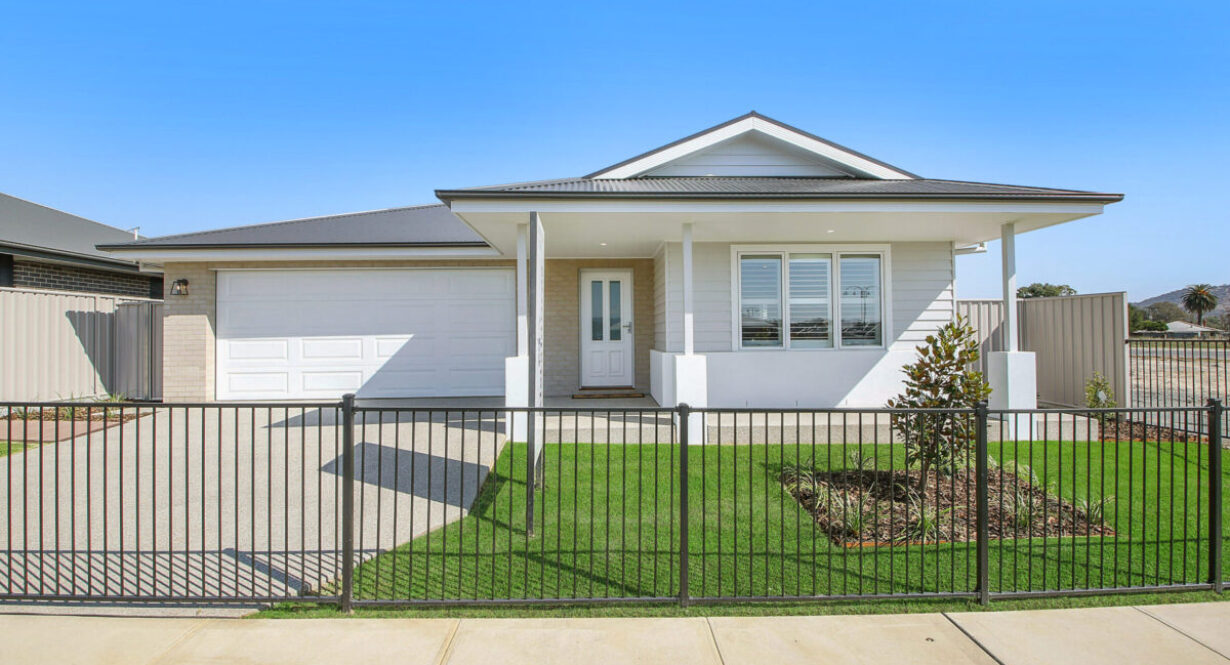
[1,1,1226,301]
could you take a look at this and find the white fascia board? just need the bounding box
[591,117,915,180]
[102,246,502,262]
[450,198,1106,216]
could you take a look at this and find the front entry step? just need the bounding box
[572,386,646,400]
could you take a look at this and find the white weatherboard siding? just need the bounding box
[654,245,668,351]
[656,241,954,407]
[643,133,853,177]
[216,269,515,400]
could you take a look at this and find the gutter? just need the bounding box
[435,190,1125,204]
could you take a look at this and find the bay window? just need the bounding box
[736,246,886,350]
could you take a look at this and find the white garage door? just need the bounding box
[216,269,515,400]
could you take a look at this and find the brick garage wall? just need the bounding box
[14,259,155,298]
[160,259,515,402]
[544,259,654,396]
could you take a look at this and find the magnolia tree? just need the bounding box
[886,316,992,481]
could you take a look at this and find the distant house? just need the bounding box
[0,193,163,298]
[1159,320,1224,339]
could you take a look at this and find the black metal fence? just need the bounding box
[1,397,1225,608]
[1129,338,1229,434]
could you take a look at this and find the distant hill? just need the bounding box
[1134,284,1230,308]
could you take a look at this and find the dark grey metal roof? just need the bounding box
[584,111,921,179]
[100,204,487,250]
[437,177,1123,202]
[0,192,146,271]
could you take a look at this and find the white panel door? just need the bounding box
[216,269,515,400]
[579,270,634,387]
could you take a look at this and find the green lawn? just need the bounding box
[323,438,1230,610]
[0,441,43,458]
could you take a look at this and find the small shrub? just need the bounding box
[886,316,992,480]
[1078,495,1116,526]
[1084,372,1117,425]
[847,450,876,472]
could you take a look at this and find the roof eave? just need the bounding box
[437,190,1124,204]
[98,241,492,251]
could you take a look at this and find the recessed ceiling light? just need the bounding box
[599,242,608,246]
[827,229,835,233]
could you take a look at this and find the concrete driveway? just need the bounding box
[0,405,504,601]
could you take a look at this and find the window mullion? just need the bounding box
[781,251,790,350]
[833,254,842,350]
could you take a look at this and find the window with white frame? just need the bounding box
[736,247,885,349]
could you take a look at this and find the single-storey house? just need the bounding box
[1,192,163,298]
[100,112,1121,410]
[1159,320,1225,339]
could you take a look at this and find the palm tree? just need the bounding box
[1181,284,1218,325]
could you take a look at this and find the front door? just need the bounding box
[580,270,634,387]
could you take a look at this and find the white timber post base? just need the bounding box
[989,220,1037,440]
[505,222,531,442]
[677,222,707,444]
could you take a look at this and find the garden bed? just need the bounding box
[1098,419,1207,444]
[2,405,146,443]
[781,464,1115,547]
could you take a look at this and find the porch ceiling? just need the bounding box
[448,201,1106,257]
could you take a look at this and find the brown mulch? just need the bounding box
[781,466,1114,547]
[3,407,141,424]
[3,408,147,443]
[1097,418,1206,444]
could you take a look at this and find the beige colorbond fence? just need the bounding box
[957,292,1128,408]
[0,287,162,401]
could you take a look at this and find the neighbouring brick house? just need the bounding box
[0,192,163,298]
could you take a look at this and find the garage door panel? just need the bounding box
[217,269,514,400]
[226,339,289,361]
[300,337,364,360]
[300,371,364,393]
[226,371,290,395]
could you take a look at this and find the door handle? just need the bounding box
[622,321,633,332]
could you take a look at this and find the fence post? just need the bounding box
[975,400,991,605]
[340,393,356,613]
[1209,398,1223,593]
[678,402,690,607]
[526,408,537,539]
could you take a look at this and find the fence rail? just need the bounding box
[0,398,1225,608]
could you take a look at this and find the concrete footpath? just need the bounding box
[2,602,1229,665]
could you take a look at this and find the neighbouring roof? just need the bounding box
[0,192,148,271]
[100,204,488,250]
[436,176,1123,202]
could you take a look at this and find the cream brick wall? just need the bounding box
[161,262,215,401]
[543,259,654,395]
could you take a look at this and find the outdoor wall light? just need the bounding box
[169,279,190,296]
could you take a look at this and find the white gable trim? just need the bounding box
[589,116,916,180]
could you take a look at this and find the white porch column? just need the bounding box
[988,221,1037,437]
[675,222,707,443]
[682,222,694,355]
[504,223,530,441]
[516,224,529,356]
[1002,222,1019,352]
[528,212,544,411]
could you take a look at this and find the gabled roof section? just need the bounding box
[584,111,919,180]
[99,204,487,251]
